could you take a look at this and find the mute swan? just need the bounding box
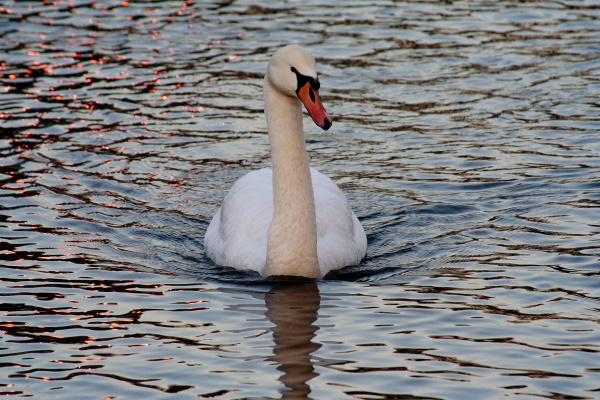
[204,45,367,278]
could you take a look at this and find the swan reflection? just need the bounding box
[265,281,321,399]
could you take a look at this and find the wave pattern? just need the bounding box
[1,1,599,399]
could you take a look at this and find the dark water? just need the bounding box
[1,1,599,399]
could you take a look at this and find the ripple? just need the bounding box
[1,0,599,399]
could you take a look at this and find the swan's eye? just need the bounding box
[291,67,320,93]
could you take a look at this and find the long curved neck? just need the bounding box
[263,77,320,278]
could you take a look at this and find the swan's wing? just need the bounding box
[204,168,273,272]
[311,168,367,273]
[206,167,366,275]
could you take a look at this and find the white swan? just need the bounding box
[204,45,367,278]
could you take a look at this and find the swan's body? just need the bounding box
[204,45,366,278]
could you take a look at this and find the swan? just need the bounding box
[204,45,367,278]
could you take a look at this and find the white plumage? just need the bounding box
[204,45,367,278]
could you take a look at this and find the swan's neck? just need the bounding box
[263,78,320,278]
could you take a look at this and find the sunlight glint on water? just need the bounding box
[0,1,599,399]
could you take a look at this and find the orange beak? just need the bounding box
[297,81,332,131]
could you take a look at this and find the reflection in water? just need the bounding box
[266,282,321,399]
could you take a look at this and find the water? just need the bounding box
[1,1,599,399]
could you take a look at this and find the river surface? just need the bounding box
[1,1,599,399]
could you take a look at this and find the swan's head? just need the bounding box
[266,45,332,130]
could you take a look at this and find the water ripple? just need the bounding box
[1,0,599,399]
